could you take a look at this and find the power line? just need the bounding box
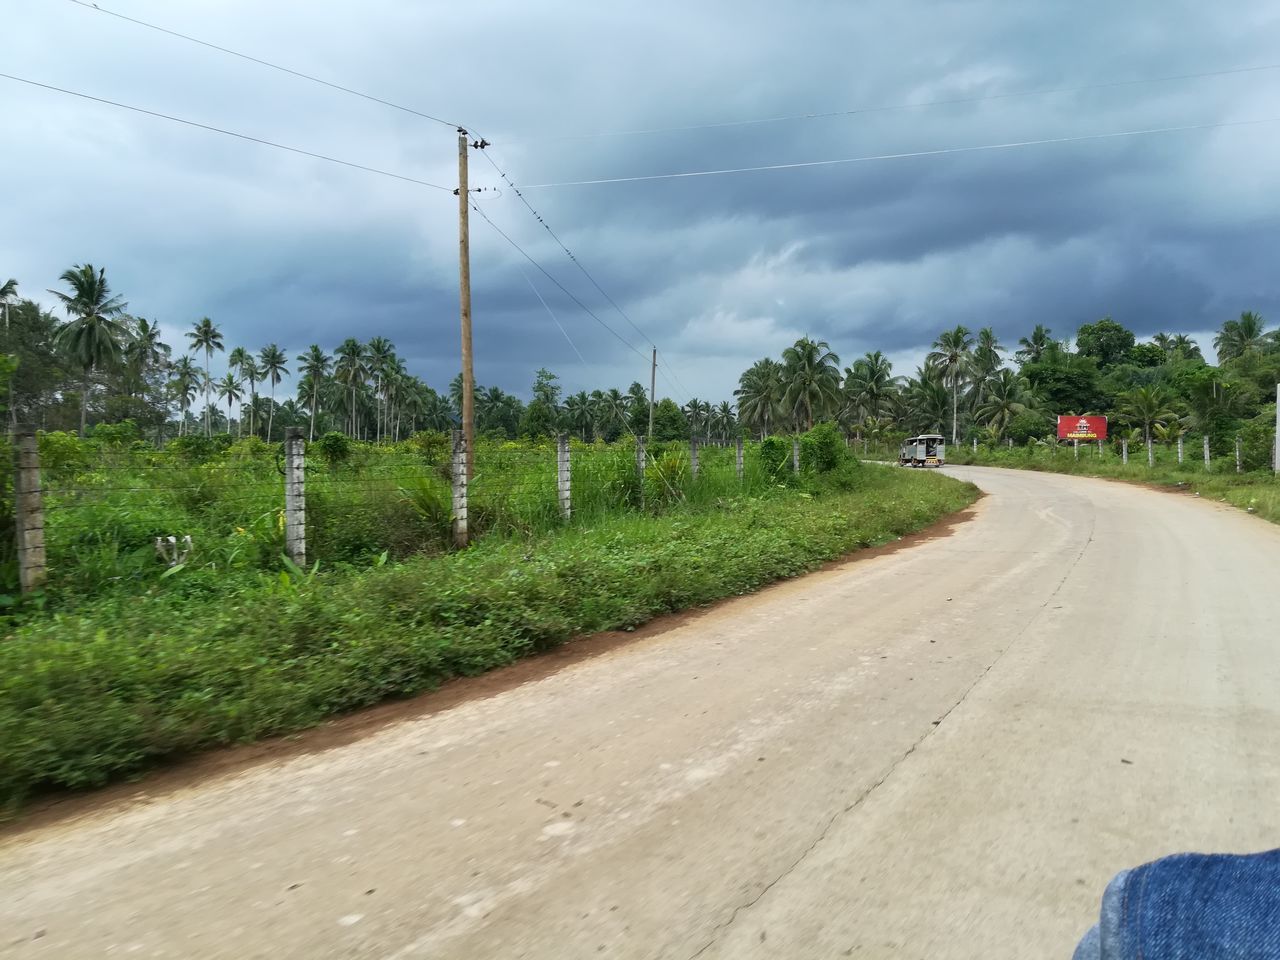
[520,267,586,364]
[515,115,1280,188]
[508,62,1280,142]
[0,71,452,191]
[480,150,657,349]
[467,198,651,364]
[63,0,461,129]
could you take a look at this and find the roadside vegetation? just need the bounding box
[0,444,977,810]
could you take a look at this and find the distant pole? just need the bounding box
[1235,436,1243,474]
[457,129,475,480]
[735,435,744,482]
[648,347,657,441]
[689,435,700,478]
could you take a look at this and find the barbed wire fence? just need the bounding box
[8,426,809,596]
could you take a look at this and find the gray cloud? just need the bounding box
[5,0,1279,402]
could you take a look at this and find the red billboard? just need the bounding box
[1058,415,1107,440]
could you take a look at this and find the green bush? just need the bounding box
[313,431,353,465]
[37,431,87,478]
[759,436,791,479]
[799,422,848,473]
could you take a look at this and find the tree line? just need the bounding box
[3,265,1278,457]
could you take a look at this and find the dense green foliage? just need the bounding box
[0,463,977,808]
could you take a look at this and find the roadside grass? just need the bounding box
[945,444,1280,524]
[0,466,977,811]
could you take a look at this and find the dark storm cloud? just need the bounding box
[4,0,1279,400]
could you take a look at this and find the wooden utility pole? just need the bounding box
[457,128,475,479]
[648,347,657,440]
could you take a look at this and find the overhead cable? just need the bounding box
[516,116,1280,188]
[0,71,452,191]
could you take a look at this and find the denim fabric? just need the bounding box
[1074,850,1280,959]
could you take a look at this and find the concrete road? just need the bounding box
[4,467,1279,959]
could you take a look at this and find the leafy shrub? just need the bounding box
[406,430,451,465]
[313,431,352,465]
[38,431,88,478]
[759,436,791,479]
[799,422,848,473]
[89,420,141,445]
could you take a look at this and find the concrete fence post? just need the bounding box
[1177,435,1184,464]
[972,437,977,453]
[556,433,571,521]
[1097,438,1103,457]
[283,427,306,566]
[1122,438,1129,464]
[735,436,744,482]
[792,438,801,474]
[451,429,469,548]
[12,425,46,594]
[1203,434,1211,472]
[635,436,646,506]
[689,436,700,479]
[1073,439,1079,460]
[1235,436,1243,474]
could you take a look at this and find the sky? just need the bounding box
[5,0,1280,404]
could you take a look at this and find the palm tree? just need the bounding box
[1153,418,1190,462]
[563,391,593,440]
[168,356,200,436]
[780,337,841,430]
[364,336,395,441]
[1168,334,1202,361]
[1214,311,1267,362]
[734,358,784,438]
[48,264,131,436]
[682,398,712,439]
[333,338,368,437]
[711,401,736,441]
[1016,325,1053,364]
[928,325,974,445]
[186,318,224,437]
[842,351,900,423]
[976,369,1035,438]
[1118,385,1177,467]
[228,347,255,436]
[904,364,950,433]
[215,372,243,430]
[258,343,288,441]
[295,345,332,441]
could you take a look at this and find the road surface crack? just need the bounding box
[685,503,1098,959]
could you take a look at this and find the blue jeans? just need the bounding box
[1074,850,1280,959]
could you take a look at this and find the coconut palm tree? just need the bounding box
[904,365,950,434]
[682,398,712,439]
[710,401,736,441]
[780,337,841,430]
[1214,311,1268,362]
[1118,385,1177,467]
[1168,334,1203,361]
[258,343,288,441]
[928,325,974,445]
[169,356,200,436]
[185,318,224,437]
[364,336,395,441]
[48,264,131,436]
[295,345,332,441]
[332,339,367,437]
[564,391,593,440]
[215,372,243,430]
[842,351,900,423]
[228,347,254,436]
[734,358,784,438]
[1016,325,1053,364]
[976,369,1035,438]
